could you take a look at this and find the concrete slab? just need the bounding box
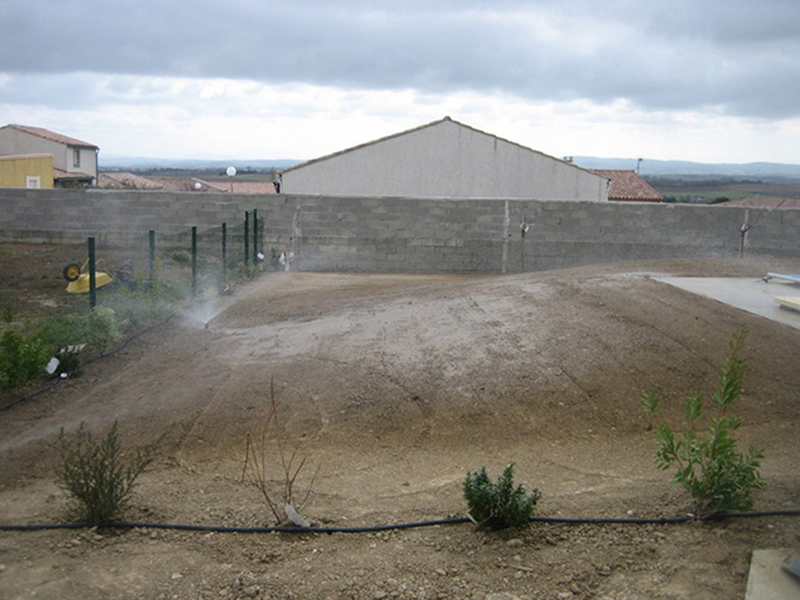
[655,277,800,331]
[745,549,800,600]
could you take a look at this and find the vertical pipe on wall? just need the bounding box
[501,201,510,274]
[739,209,751,259]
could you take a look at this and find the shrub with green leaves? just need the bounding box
[39,306,120,355]
[56,421,162,523]
[0,328,51,391]
[85,306,120,353]
[170,251,191,267]
[106,291,179,335]
[38,315,88,352]
[643,330,765,517]
[463,462,541,530]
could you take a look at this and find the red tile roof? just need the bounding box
[3,124,98,149]
[97,174,277,194]
[98,172,164,190]
[149,177,277,194]
[590,169,662,202]
[148,177,228,192]
[229,181,277,194]
[53,168,94,181]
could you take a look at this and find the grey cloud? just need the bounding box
[1,0,799,118]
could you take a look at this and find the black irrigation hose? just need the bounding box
[85,313,176,366]
[0,379,63,413]
[0,314,175,413]
[3,509,800,534]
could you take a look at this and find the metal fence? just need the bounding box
[0,209,266,335]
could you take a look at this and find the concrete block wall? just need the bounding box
[1,188,798,273]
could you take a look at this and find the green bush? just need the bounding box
[85,306,120,353]
[56,421,162,523]
[644,330,765,517]
[0,328,51,391]
[169,251,191,267]
[463,463,541,530]
[38,315,89,353]
[38,306,120,358]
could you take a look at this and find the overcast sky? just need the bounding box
[1,0,799,164]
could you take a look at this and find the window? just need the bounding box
[26,176,41,189]
[73,149,80,167]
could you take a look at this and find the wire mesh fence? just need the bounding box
[0,210,266,393]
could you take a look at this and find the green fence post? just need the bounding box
[88,236,97,308]
[149,229,156,293]
[253,208,258,262]
[221,222,227,280]
[244,211,250,266]
[191,226,198,297]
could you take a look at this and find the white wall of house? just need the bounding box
[0,128,97,180]
[69,146,98,178]
[281,119,608,201]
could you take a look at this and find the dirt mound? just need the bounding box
[1,256,799,599]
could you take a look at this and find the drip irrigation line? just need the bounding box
[0,379,62,412]
[0,314,175,413]
[87,313,176,366]
[3,509,800,534]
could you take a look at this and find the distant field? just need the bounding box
[648,179,800,203]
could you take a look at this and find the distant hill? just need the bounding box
[100,156,302,170]
[572,157,800,181]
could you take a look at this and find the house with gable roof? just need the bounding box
[279,117,609,201]
[0,124,99,187]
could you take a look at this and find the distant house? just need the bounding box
[0,124,99,186]
[588,170,662,203]
[280,117,609,201]
[0,154,54,189]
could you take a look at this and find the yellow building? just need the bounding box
[0,154,54,189]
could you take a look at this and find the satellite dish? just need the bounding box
[226,166,237,177]
[194,182,202,190]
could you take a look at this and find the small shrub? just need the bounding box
[463,463,541,530]
[38,315,88,351]
[1,303,12,324]
[644,330,765,517]
[0,328,51,391]
[56,421,162,523]
[39,307,120,355]
[85,306,120,353]
[170,251,191,267]
[241,378,320,526]
[105,290,179,335]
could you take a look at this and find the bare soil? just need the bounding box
[1,244,799,600]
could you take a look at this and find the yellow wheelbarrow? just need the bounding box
[62,259,117,294]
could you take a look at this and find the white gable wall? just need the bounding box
[282,120,608,201]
